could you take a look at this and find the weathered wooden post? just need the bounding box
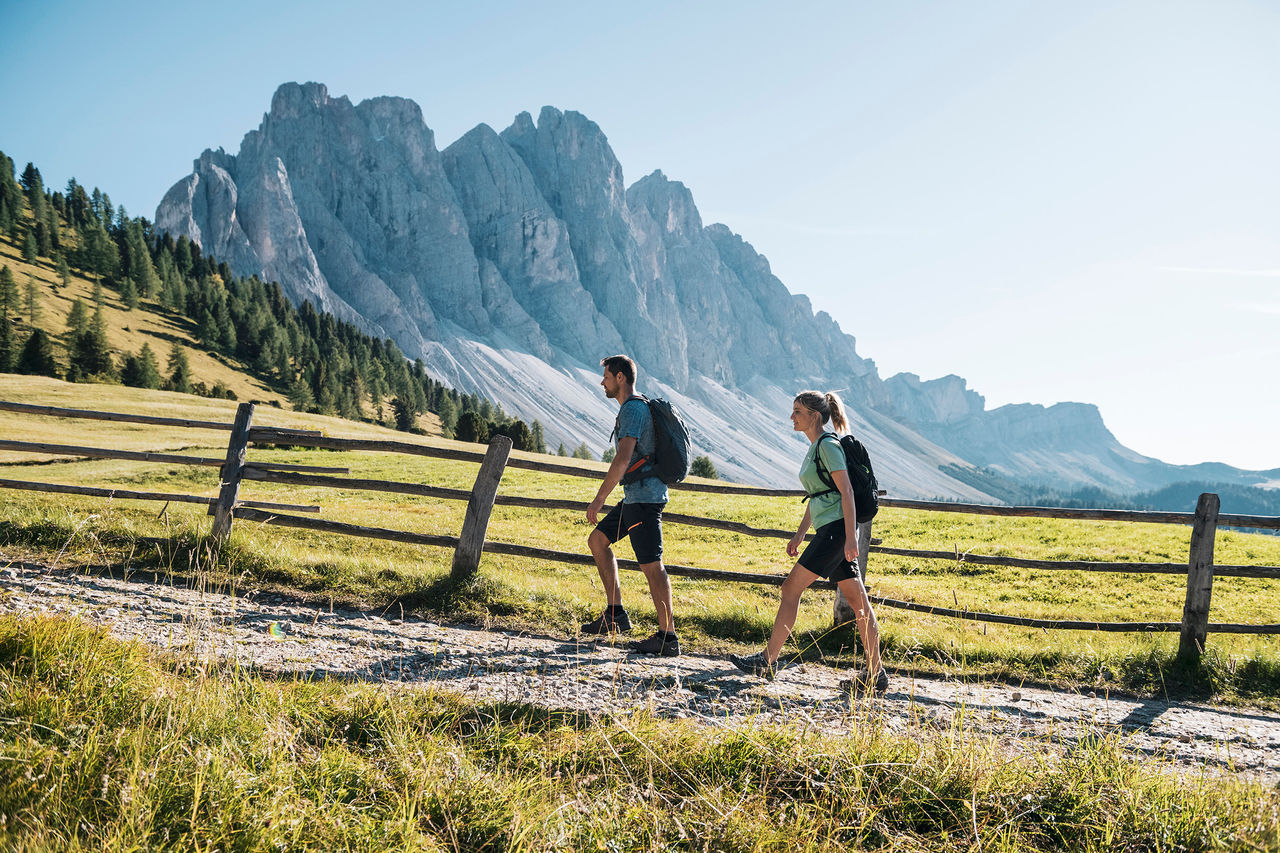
[451,435,513,581]
[834,519,873,625]
[210,402,256,545]
[1178,492,1220,665]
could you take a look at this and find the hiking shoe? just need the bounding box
[581,608,631,635]
[729,651,780,680]
[839,667,890,697]
[629,631,680,657]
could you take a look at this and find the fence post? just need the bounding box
[1178,492,1220,665]
[210,402,256,545]
[452,435,513,581]
[834,519,873,625]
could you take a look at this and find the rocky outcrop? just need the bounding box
[154,82,1269,496]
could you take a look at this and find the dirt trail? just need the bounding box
[3,560,1277,782]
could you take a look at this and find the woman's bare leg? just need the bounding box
[765,564,818,663]
[836,576,881,673]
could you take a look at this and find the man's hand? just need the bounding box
[844,541,860,563]
[586,497,605,526]
[787,532,804,558]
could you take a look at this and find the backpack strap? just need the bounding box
[802,432,841,502]
[610,395,648,442]
[613,396,654,482]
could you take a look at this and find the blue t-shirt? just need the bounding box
[617,397,668,504]
[800,433,847,529]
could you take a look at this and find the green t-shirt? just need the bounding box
[799,434,848,530]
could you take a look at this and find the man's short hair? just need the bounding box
[600,354,636,385]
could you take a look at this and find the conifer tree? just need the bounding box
[390,396,417,431]
[0,318,12,373]
[436,394,458,434]
[174,236,193,276]
[690,455,718,479]
[557,443,568,457]
[70,305,113,378]
[126,221,159,297]
[120,277,138,310]
[34,220,51,257]
[572,442,594,460]
[16,328,58,377]
[0,266,17,316]
[454,411,489,444]
[64,298,89,339]
[289,373,315,412]
[121,342,162,389]
[22,230,37,264]
[167,342,192,393]
[196,308,218,345]
[530,420,547,454]
[19,162,43,199]
[24,276,40,324]
[56,254,70,287]
[315,384,336,415]
[19,163,45,225]
[46,206,60,251]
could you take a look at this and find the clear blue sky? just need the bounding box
[3,0,1277,470]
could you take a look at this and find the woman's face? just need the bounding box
[791,400,819,432]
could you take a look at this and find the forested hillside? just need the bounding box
[0,151,546,452]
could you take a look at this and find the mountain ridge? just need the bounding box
[154,82,1275,496]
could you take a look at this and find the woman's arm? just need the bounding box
[829,467,859,563]
[788,505,812,557]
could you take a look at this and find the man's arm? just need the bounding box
[587,435,637,525]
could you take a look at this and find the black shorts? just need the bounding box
[798,520,860,583]
[595,502,665,565]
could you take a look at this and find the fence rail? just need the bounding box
[3,399,1279,658]
[0,477,320,513]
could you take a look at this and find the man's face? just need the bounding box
[601,369,623,400]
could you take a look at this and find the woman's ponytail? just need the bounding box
[825,392,848,434]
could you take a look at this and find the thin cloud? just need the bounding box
[1233,302,1280,316]
[709,214,907,238]
[1161,266,1280,278]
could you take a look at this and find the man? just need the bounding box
[582,354,679,656]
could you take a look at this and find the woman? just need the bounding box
[730,390,888,695]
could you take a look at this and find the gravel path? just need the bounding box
[3,560,1278,782]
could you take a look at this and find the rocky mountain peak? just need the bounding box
[269,81,341,118]
[627,170,703,241]
[151,82,1269,496]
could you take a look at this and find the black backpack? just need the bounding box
[810,432,880,523]
[614,396,692,486]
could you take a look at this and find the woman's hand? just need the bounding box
[844,541,860,564]
[787,532,804,558]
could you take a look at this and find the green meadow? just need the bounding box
[3,375,1279,705]
[3,614,1277,852]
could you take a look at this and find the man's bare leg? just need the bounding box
[639,560,675,633]
[588,529,622,606]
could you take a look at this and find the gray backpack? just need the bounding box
[614,396,692,485]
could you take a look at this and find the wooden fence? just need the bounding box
[2,399,1278,664]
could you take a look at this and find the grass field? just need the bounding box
[3,375,1279,705]
[2,614,1277,852]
